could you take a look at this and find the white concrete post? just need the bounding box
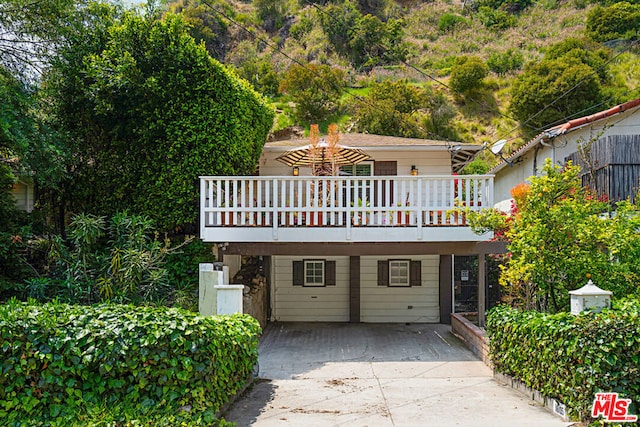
[199,264,227,316]
[215,284,245,315]
[199,263,216,316]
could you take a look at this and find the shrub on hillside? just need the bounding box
[586,2,640,42]
[449,55,488,94]
[437,13,468,33]
[487,49,524,75]
[0,300,261,424]
[279,63,347,122]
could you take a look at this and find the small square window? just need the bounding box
[304,260,325,287]
[389,260,410,287]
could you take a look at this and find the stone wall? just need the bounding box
[243,277,267,329]
[233,256,268,330]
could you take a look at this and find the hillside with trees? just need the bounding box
[166,0,639,168]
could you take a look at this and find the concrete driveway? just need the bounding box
[224,323,570,427]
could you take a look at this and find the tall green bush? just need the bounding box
[449,56,488,94]
[44,8,274,232]
[586,2,640,42]
[487,49,524,75]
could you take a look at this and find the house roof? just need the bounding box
[489,98,640,174]
[264,133,483,173]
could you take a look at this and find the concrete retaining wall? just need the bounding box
[494,372,570,421]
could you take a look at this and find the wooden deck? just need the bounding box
[200,175,494,242]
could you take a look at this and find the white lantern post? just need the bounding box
[569,280,612,315]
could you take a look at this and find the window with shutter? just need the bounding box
[304,260,325,286]
[389,260,410,287]
[293,259,336,287]
[378,259,421,287]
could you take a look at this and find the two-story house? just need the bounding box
[200,133,505,325]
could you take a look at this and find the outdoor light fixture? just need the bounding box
[411,165,418,176]
[292,166,299,176]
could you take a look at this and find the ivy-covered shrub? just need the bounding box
[487,301,640,421]
[0,300,261,424]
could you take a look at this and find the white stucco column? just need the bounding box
[199,263,225,316]
[215,284,245,315]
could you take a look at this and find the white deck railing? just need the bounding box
[200,175,492,233]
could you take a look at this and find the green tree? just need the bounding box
[544,37,609,82]
[165,0,231,60]
[422,92,459,141]
[254,0,296,32]
[487,49,523,75]
[44,8,274,231]
[353,79,430,138]
[467,160,618,313]
[586,2,640,43]
[509,58,603,130]
[0,0,85,75]
[226,40,280,97]
[449,56,488,94]
[279,63,346,122]
[319,1,407,69]
[509,38,612,131]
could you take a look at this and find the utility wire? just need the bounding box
[302,0,528,129]
[199,0,438,138]
[202,0,637,162]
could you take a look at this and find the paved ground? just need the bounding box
[224,323,571,427]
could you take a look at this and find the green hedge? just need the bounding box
[0,300,261,424]
[487,301,640,421]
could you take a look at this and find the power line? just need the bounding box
[484,38,639,154]
[199,0,438,138]
[302,0,528,129]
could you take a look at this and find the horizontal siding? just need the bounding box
[273,256,350,322]
[259,149,452,177]
[360,255,440,323]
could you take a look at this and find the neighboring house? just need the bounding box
[200,133,504,325]
[491,98,640,206]
[11,177,34,213]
